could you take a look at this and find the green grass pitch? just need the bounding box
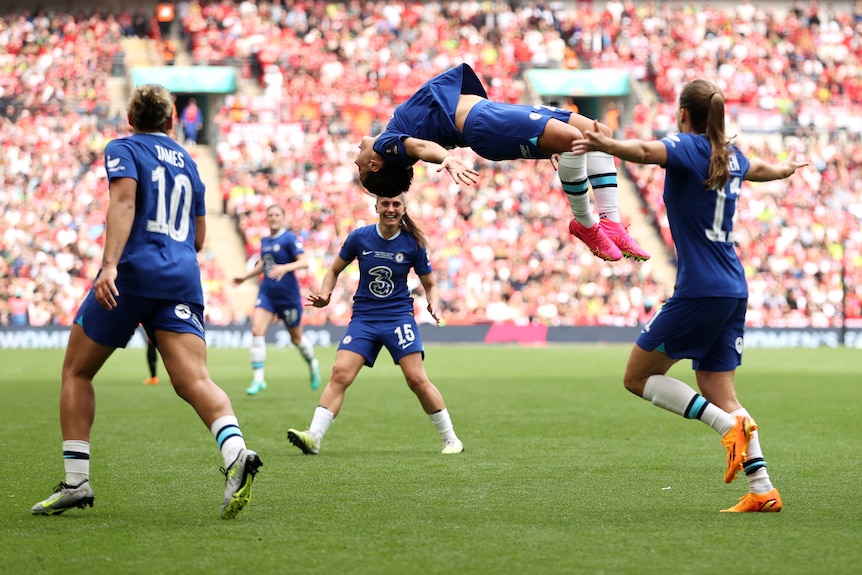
[2,345,860,574]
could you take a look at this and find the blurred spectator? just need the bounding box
[8,290,28,326]
[180,97,202,146]
[156,2,175,40]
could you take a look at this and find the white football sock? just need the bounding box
[587,151,620,222]
[250,335,266,382]
[558,152,595,227]
[730,407,774,494]
[429,408,458,442]
[211,415,246,467]
[309,406,335,442]
[63,440,90,485]
[643,375,736,435]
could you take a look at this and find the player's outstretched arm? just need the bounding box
[233,260,264,286]
[746,156,808,182]
[403,137,479,186]
[572,119,667,166]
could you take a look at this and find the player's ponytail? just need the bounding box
[679,79,731,191]
[400,212,427,249]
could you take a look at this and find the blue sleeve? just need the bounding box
[285,231,304,260]
[374,130,417,168]
[661,133,693,171]
[413,245,433,276]
[339,230,359,262]
[104,140,139,182]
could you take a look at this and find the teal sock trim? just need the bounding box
[684,395,708,419]
[216,425,243,448]
[562,180,589,195]
[588,174,617,188]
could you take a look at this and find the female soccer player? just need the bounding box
[233,204,320,395]
[287,193,464,455]
[572,79,806,512]
[31,84,261,520]
[354,63,649,262]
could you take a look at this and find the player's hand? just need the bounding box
[427,302,441,325]
[94,266,120,310]
[438,156,479,186]
[267,265,287,282]
[571,120,609,155]
[232,276,245,286]
[306,292,331,308]
[781,157,808,177]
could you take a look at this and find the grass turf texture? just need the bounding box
[2,345,860,574]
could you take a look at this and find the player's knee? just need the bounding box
[170,376,199,400]
[404,375,431,395]
[623,378,646,397]
[328,365,355,389]
[622,371,647,397]
[61,366,96,388]
[61,353,100,385]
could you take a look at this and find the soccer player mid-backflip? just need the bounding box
[353,63,649,262]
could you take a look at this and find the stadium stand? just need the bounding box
[2,1,860,329]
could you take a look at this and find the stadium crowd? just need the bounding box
[2,0,862,329]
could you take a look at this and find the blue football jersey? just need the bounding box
[373,63,487,168]
[661,132,750,298]
[260,229,304,302]
[104,133,206,305]
[339,224,433,320]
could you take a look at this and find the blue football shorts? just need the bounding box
[463,99,573,161]
[256,291,303,327]
[74,290,206,348]
[338,316,425,367]
[636,296,747,372]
